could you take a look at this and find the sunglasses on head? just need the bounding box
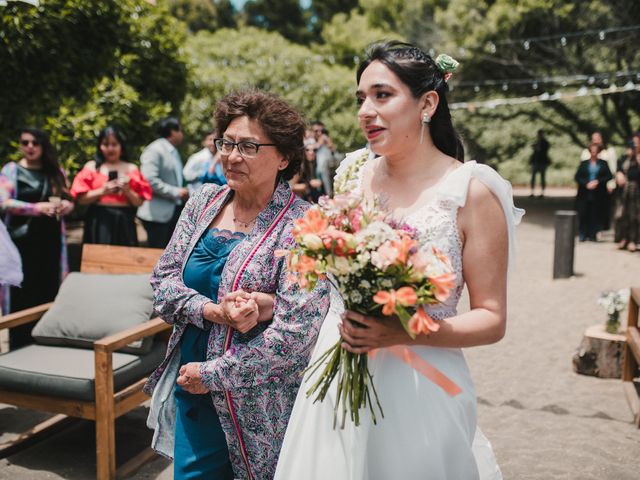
[20,139,40,147]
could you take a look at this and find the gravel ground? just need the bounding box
[1,193,639,479]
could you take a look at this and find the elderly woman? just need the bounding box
[144,90,330,480]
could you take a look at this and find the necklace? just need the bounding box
[232,213,259,229]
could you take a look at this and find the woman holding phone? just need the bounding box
[71,125,152,246]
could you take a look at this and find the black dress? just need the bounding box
[574,159,613,241]
[83,205,139,246]
[9,165,62,348]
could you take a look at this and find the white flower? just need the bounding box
[326,256,355,276]
[355,221,396,248]
[301,233,323,250]
[380,279,393,289]
[597,289,630,314]
[359,279,371,289]
[350,290,363,304]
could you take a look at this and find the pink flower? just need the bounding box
[408,308,440,335]
[373,287,418,316]
[372,242,399,269]
[428,272,456,302]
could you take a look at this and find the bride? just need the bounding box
[275,41,523,480]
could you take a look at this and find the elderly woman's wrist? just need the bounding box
[202,301,226,325]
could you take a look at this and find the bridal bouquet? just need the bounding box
[281,193,455,427]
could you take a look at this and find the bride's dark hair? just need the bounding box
[357,40,464,162]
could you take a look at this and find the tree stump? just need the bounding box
[572,324,626,378]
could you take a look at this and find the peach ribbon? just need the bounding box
[369,346,462,396]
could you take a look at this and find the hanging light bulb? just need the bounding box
[599,31,606,40]
[532,82,538,90]
[588,76,595,84]
[523,40,530,50]
[487,42,497,54]
[502,83,508,91]
[560,37,567,47]
[474,85,480,92]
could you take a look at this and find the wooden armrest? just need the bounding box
[0,303,53,330]
[631,287,640,306]
[94,317,171,353]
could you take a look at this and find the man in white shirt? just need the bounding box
[137,117,189,248]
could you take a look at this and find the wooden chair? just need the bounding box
[0,244,171,479]
[622,287,640,427]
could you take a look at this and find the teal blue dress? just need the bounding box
[174,228,245,480]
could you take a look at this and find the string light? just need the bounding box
[478,24,640,52]
[454,70,640,91]
[449,82,640,111]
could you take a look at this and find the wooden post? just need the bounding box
[553,210,577,279]
[622,287,640,427]
[95,346,116,480]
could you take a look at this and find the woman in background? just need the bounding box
[1,128,73,348]
[71,125,151,246]
[575,143,613,242]
[615,133,640,252]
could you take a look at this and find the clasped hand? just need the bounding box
[176,362,208,394]
[203,290,274,333]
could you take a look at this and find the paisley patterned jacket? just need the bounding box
[144,180,330,479]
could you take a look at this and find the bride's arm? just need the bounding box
[340,180,508,352]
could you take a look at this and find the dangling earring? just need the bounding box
[420,112,430,144]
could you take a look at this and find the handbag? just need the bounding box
[8,176,49,240]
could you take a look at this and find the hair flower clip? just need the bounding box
[435,54,459,82]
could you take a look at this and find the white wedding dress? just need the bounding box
[274,150,524,480]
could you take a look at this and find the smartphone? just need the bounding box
[108,170,118,181]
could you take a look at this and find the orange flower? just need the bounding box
[408,308,440,335]
[429,272,456,302]
[373,286,418,316]
[390,235,417,264]
[321,229,356,256]
[294,209,328,236]
[295,255,317,274]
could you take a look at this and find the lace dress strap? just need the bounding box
[435,161,525,272]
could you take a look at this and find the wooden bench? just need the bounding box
[0,244,170,479]
[622,287,640,427]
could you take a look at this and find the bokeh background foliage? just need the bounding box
[2,0,639,184]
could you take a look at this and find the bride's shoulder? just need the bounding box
[333,148,372,195]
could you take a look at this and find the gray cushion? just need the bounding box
[0,343,166,402]
[31,272,154,354]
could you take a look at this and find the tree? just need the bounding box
[167,0,236,32]
[0,0,188,173]
[182,27,365,154]
[309,0,359,35]
[433,0,640,179]
[242,0,310,44]
[318,9,399,66]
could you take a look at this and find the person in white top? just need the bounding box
[183,131,216,194]
[275,41,523,480]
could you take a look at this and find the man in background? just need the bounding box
[529,129,551,198]
[137,117,188,248]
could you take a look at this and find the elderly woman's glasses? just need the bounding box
[214,138,276,158]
